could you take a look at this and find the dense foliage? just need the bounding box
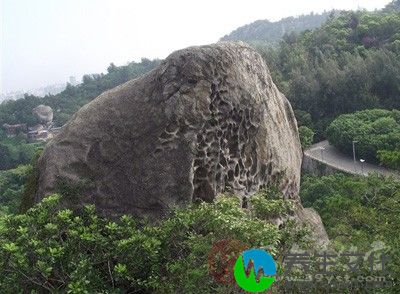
[298,126,315,150]
[326,109,400,162]
[257,7,400,139]
[384,0,400,12]
[301,173,400,291]
[0,60,160,172]
[0,165,32,215]
[378,150,400,171]
[221,11,332,44]
[0,130,43,170]
[0,193,309,293]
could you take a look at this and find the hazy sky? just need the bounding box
[0,0,390,93]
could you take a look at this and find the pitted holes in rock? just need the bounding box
[155,84,274,203]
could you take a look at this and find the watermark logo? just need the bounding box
[233,249,277,293]
[207,239,247,285]
[208,240,393,291]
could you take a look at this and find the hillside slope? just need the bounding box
[0,59,160,128]
[220,11,334,43]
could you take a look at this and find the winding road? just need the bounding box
[304,140,399,178]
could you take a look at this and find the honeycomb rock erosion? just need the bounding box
[35,42,303,220]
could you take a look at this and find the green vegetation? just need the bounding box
[298,126,315,150]
[0,165,32,215]
[326,109,400,163]
[221,11,333,44]
[2,173,398,292]
[294,109,314,130]
[378,150,400,171]
[0,149,42,215]
[384,0,400,12]
[0,59,160,128]
[0,193,309,293]
[257,7,400,139]
[0,130,43,170]
[0,59,160,171]
[301,173,400,291]
[3,7,400,146]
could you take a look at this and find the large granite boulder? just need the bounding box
[34,42,325,244]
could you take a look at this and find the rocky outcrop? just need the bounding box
[295,207,329,247]
[33,105,53,125]
[34,42,322,244]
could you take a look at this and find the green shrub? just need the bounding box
[294,109,314,130]
[0,193,309,293]
[0,137,43,171]
[326,109,400,162]
[301,173,400,292]
[298,126,315,150]
[0,165,32,215]
[377,149,400,170]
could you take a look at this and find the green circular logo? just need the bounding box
[233,249,277,292]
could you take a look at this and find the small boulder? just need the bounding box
[33,105,53,125]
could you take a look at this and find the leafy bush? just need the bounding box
[301,173,400,291]
[0,137,43,170]
[0,193,309,293]
[377,150,400,171]
[298,126,315,150]
[326,109,400,162]
[294,109,314,130]
[0,165,32,215]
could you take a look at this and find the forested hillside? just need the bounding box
[221,11,333,44]
[384,0,400,11]
[0,59,160,128]
[257,6,400,138]
[0,59,160,172]
[326,109,400,165]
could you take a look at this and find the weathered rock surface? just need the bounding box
[33,105,53,125]
[34,42,324,244]
[295,207,329,247]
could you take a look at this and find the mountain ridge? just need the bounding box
[220,11,336,43]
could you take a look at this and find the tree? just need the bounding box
[107,62,117,73]
[384,0,400,13]
[294,109,313,129]
[298,126,314,150]
[0,164,32,215]
[255,8,400,141]
[377,150,400,170]
[300,173,400,289]
[326,109,400,162]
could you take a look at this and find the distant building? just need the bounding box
[27,125,48,142]
[2,123,28,137]
[27,129,49,142]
